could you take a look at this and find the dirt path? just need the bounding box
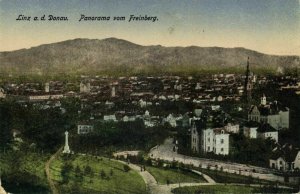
[45,147,63,194]
[114,159,216,194]
[114,159,158,193]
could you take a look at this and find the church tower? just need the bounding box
[243,57,252,102]
[261,94,267,106]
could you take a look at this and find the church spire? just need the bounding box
[244,57,252,102]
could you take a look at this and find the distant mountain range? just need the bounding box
[0,38,299,75]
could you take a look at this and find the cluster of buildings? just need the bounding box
[0,74,259,103]
[248,94,289,130]
[1,68,299,172]
[190,93,289,155]
[189,92,299,172]
[189,59,299,172]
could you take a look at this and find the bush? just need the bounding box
[123,164,130,172]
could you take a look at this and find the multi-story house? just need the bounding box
[191,121,230,155]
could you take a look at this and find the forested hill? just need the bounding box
[0,38,299,75]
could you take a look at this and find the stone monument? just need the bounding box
[63,131,70,154]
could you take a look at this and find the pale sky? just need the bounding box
[0,0,299,55]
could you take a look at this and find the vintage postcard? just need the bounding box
[0,0,299,193]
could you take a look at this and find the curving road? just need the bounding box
[149,138,299,185]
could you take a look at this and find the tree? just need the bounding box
[84,165,92,176]
[100,169,106,179]
[61,162,73,184]
[0,100,12,147]
[75,165,81,177]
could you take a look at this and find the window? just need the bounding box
[279,161,282,165]
[208,146,210,151]
[208,138,210,142]
[221,148,224,152]
[221,139,224,144]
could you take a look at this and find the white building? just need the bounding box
[80,81,91,93]
[213,128,230,155]
[258,131,278,143]
[191,121,230,155]
[103,115,117,122]
[144,120,155,128]
[224,123,239,134]
[244,122,278,142]
[257,123,278,143]
[122,115,136,122]
[195,83,201,90]
[243,122,259,139]
[139,99,152,108]
[201,128,214,153]
[165,114,183,128]
[77,124,94,134]
[28,94,64,101]
[269,144,300,172]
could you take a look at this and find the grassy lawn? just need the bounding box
[0,151,49,180]
[0,150,50,193]
[172,185,296,194]
[146,166,206,185]
[50,154,146,194]
[197,168,272,185]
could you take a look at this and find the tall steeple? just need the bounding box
[243,57,252,102]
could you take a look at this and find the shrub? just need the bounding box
[123,164,130,172]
